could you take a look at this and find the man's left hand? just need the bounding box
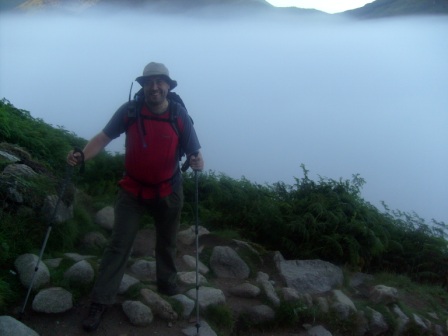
[189,151,204,172]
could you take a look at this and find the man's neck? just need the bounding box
[146,99,169,115]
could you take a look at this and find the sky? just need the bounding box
[0,5,447,225]
[266,0,376,14]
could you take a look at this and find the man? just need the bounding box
[67,62,204,332]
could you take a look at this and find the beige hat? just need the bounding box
[135,62,177,89]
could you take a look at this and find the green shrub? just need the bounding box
[0,276,19,313]
[275,300,316,327]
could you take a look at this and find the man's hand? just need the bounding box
[66,131,111,167]
[66,149,84,167]
[189,151,204,172]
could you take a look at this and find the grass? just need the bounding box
[204,304,235,336]
[372,272,448,318]
[275,300,317,327]
[0,276,20,314]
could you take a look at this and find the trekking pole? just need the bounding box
[194,169,201,336]
[181,152,201,335]
[19,148,84,319]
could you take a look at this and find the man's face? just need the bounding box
[143,76,170,106]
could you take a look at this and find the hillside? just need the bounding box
[346,0,448,18]
[2,0,448,17]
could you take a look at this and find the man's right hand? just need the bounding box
[66,149,83,167]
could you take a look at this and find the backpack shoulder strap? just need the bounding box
[124,88,191,137]
[124,88,144,130]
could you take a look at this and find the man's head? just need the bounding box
[136,62,177,89]
[136,62,177,107]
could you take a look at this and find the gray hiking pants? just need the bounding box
[91,185,183,304]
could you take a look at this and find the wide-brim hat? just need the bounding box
[135,62,177,89]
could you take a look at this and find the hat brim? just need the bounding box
[135,75,177,90]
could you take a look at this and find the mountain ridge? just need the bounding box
[2,0,448,18]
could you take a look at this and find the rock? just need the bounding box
[256,271,280,307]
[122,300,153,326]
[140,288,178,321]
[81,232,108,250]
[171,294,195,318]
[119,274,140,294]
[3,164,36,177]
[392,304,410,335]
[94,206,114,230]
[0,315,39,336]
[281,287,301,301]
[32,287,73,313]
[64,260,94,285]
[0,150,20,162]
[331,289,357,319]
[14,253,50,290]
[182,254,209,275]
[130,259,157,281]
[413,313,429,331]
[366,307,388,336]
[307,325,333,336]
[277,259,343,295]
[209,246,250,279]
[182,320,217,336]
[177,225,210,245]
[186,286,225,311]
[369,284,398,304]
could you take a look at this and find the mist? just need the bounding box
[1,7,447,223]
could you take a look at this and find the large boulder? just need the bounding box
[14,254,50,290]
[209,246,250,279]
[32,287,73,313]
[0,315,39,336]
[277,259,343,295]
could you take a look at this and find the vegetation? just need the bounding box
[1,99,447,322]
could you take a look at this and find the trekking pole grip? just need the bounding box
[73,147,85,173]
[181,151,200,172]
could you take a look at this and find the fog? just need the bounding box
[1,8,447,223]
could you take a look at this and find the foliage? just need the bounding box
[183,165,448,287]
[320,309,363,336]
[204,304,234,335]
[275,300,316,327]
[0,276,19,314]
[0,99,86,177]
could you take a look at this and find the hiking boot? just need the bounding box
[82,302,107,332]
